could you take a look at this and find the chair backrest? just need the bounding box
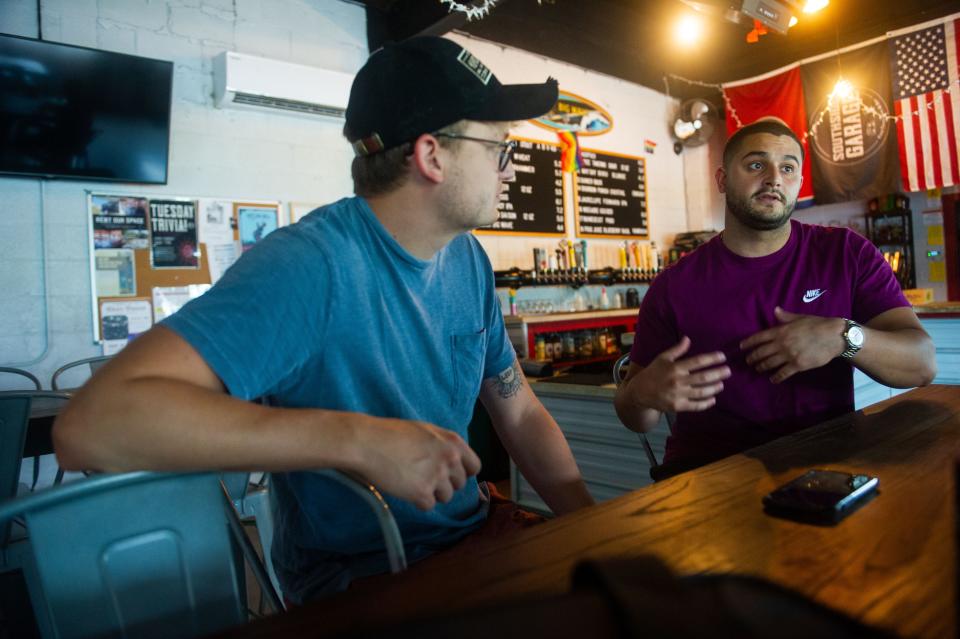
[611,353,663,471]
[0,472,246,639]
[612,352,631,386]
[314,468,408,574]
[0,367,42,391]
[0,391,72,545]
[50,356,113,391]
[221,468,408,607]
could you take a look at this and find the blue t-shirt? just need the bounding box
[162,196,515,600]
[630,220,908,466]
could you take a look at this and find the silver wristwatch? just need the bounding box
[840,319,864,359]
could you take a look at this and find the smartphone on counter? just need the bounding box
[762,469,879,525]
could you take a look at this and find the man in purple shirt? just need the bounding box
[614,118,936,475]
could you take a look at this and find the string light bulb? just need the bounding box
[675,14,703,47]
[803,0,829,13]
[831,78,855,100]
[789,16,798,27]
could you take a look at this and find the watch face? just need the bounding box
[848,325,864,347]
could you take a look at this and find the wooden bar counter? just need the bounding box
[219,385,960,638]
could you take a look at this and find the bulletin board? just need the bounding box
[87,192,280,346]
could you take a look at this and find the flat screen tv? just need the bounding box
[0,34,173,184]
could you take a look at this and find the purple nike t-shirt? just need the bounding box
[630,220,908,466]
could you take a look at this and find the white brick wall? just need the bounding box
[447,33,693,273]
[0,0,366,386]
[0,5,701,385]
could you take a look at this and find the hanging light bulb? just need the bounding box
[831,78,854,100]
[803,0,828,13]
[674,14,703,47]
[788,16,798,27]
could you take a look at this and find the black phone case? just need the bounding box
[762,470,879,526]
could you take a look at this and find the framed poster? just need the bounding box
[234,202,280,252]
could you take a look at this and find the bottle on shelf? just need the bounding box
[578,331,593,358]
[551,333,563,361]
[563,331,577,359]
[535,334,546,360]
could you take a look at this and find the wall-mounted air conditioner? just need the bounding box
[213,51,353,119]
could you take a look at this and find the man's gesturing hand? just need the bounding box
[355,418,481,511]
[630,336,730,413]
[740,306,845,383]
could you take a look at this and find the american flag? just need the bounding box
[890,18,960,191]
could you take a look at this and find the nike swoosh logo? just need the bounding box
[802,289,827,303]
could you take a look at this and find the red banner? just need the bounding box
[722,67,815,206]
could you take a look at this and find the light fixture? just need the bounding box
[789,15,798,27]
[674,14,703,47]
[831,78,854,100]
[803,0,828,13]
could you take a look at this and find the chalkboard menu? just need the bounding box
[476,138,565,236]
[573,149,648,238]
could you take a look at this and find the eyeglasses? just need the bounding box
[433,133,518,172]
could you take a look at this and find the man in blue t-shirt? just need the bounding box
[615,118,936,475]
[55,36,594,601]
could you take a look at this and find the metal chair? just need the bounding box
[0,369,47,490]
[614,355,692,482]
[0,391,74,638]
[50,355,113,391]
[613,353,662,471]
[0,390,72,512]
[221,468,407,608]
[0,472,251,639]
[49,357,112,486]
[0,367,42,391]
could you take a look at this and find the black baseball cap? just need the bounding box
[346,36,558,156]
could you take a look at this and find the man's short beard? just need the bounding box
[726,192,795,231]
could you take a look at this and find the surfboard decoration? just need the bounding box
[531,90,613,136]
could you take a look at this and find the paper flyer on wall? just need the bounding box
[150,199,200,268]
[90,195,150,249]
[207,242,239,283]
[198,198,240,282]
[94,248,136,297]
[99,298,153,354]
[198,198,235,244]
[236,204,278,252]
[152,284,211,322]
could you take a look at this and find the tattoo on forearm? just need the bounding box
[492,360,524,399]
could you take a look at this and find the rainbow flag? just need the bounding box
[557,131,582,173]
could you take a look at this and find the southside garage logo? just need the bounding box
[808,86,890,165]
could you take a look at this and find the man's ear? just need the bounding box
[410,134,445,184]
[715,166,726,194]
